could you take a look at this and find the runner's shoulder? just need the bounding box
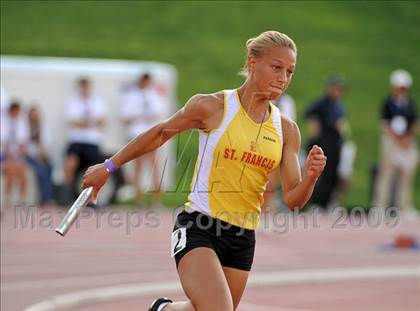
[185,91,224,118]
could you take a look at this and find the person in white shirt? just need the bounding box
[0,86,10,157]
[1,101,29,205]
[0,86,10,161]
[274,93,296,121]
[120,74,162,203]
[64,78,106,199]
[374,69,418,215]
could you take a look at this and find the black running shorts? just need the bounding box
[171,210,256,271]
[66,142,100,168]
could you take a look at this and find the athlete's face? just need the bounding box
[249,46,296,100]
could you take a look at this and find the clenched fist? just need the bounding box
[305,145,327,180]
[81,163,110,204]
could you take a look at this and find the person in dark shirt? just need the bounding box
[374,69,418,213]
[305,74,347,208]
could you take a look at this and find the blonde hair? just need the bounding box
[239,31,297,78]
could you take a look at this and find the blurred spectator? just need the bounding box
[64,78,106,199]
[305,74,347,209]
[120,73,162,203]
[263,94,297,212]
[332,139,357,207]
[0,101,29,205]
[25,106,53,205]
[1,86,10,162]
[275,93,296,121]
[373,69,418,214]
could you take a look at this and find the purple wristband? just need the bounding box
[104,159,117,174]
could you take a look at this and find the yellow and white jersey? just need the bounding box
[185,89,283,230]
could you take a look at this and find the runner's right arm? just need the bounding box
[81,93,221,201]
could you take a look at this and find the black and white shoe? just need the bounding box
[148,297,173,311]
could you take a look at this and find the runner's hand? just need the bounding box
[305,145,327,180]
[81,163,110,204]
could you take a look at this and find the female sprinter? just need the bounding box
[82,30,326,311]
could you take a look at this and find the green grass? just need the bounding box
[2,1,419,208]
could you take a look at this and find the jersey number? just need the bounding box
[171,228,186,257]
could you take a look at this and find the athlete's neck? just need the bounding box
[237,82,270,123]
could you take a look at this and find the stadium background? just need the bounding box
[1,1,419,209]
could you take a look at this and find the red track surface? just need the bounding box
[1,206,419,311]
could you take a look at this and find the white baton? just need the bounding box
[55,187,93,236]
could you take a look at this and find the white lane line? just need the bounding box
[24,281,181,311]
[1,271,173,292]
[23,265,420,311]
[240,302,312,311]
[250,265,420,286]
